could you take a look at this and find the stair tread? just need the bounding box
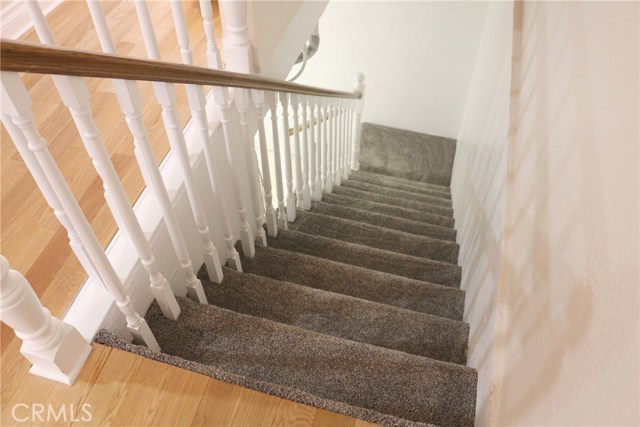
[240,245,465,320]
[200,267,468,363]
[291,210,459,265]
[351,170,452,193]
[311,200,457,242]
[268,229,461,287]
[97,297,477,427]
[322,192,455,228]
[333,186,454,217]
[343,180,453,206]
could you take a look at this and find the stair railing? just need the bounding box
[0,0,365,385]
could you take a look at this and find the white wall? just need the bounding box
[293,1,488,139]
[454,1,639,425]
[450,2,513,425]
[492,2,639,425]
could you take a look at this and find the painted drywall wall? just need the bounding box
[450,2,513,425]
[293,1,488,139]
[251,0,328,79]
[455,1,639,425]
[491,2,639,425]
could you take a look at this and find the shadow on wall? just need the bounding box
[493,2,600,423]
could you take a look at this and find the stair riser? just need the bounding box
[333,186,454,217]
[349,172,452,198]
[343,180,453,207]
[311,201,457,242]
[351,170,451,193]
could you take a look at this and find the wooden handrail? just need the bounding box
[0,39,360,99]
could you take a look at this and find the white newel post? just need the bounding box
[325,102,334,193]
[312,98,323,201]
[290,93,304,210]
[279,92,297,222]
[299,96,312,210]
[1,71,160,353]
[266,92,287,229]
[0,256,92,384]
[252,89,278,237]
[198,0,256,259]
[352,73,366,170]
[169,0,237,276]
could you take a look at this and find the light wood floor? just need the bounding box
[0,2,372,425]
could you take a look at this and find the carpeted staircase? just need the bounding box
[96,169,477,427]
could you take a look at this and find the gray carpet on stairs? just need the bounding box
[268,229,461,287]
[290,210,459,264]
[311,200,457,242]
[322,192,455,228]
[333,186,454,217]
[199,267,468,363]
[350,170,451,194]
[343,180,453,207]
[95,297,477,427]
[237,245,465,320]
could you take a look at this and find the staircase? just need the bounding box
[96,169,478,427]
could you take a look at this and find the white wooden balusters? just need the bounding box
[26,0,183,319]
[0,256,92,384]
[299,96,312,210]
[252,89,278,237]
[217,0,268,245]
[197,0,256,259]
[1,71,160,352]
[168,0,240,274]
[266,92,288,229]
[352,73,366,170]
[333,103,343,186]
[1,114,102,288]
[307,96,318,202]
[325,102,335,193]
[312,98,323,201]
[290,93,304,209]
[236,89,268,245]
[279,92,297,222]
[342,99,350,180]
[321,100,331,193]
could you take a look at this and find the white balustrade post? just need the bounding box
[266,92,287,229]
[235,89,268,245]
[0,256,92,384]
[342,99,350,180]
[169,0,237,276]
[132,0,216,301]
[199,0,223,69]
[197,0,256,259]
[352,73,366,170]
[334,103,342,186]
[28,0,183,318]
[299,95,312,210]
[325,102,334,193]
[320,99,331,193]
[278,92,297,222]
[252,89,278,237]
[1,114,103,288]
[312,98,323,201]
[290,93,304,210]
[1,71,160,352]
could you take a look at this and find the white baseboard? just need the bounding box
[0,0,63,39]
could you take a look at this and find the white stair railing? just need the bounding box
[1,71,160,352]
[0,0,366,385]
[0,255,92,384]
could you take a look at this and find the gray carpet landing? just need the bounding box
[96,170,477,427]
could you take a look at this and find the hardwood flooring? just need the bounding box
[0,2,374,425]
